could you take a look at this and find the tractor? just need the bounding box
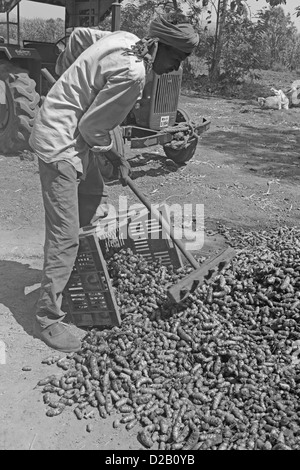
[0,0,210,166]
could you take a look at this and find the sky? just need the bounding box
[248,0,299,20]
[13,0,300,26]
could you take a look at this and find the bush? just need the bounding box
[272,62,288,72]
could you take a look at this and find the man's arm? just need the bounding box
[78,72,144,149]
[55,28,111,76]
[78,72,143,186]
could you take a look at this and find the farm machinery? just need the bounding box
[0,0,210,165]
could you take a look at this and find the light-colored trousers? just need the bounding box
[36,156,107,328]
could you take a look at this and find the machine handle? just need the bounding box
[41,68,57,86]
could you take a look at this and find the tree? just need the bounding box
[120,1,158,37]
[209,0,228,82]
[255,6,298,69]
[21,17,64,42]
[108,1,299,80]
[219,11,260,81]
[0,17,65,43]
[204,0,292,82]
[44,18,65,43]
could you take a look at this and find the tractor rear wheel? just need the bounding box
[0,65,40,154]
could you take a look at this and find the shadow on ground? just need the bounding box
[0,260,41,337]
[201,122,300,183]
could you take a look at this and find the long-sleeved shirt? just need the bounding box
[55,27,112,76]
[29,29,145,176]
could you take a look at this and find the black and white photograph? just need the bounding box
[0,0,299,453]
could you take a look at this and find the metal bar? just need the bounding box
[122,125,174,147]
[17,1,20,45]
[1,21,18,25]
[194,118,211,135]
[111,1,121,31]
[6,11,9,42]
[123,125,160,139]
[130,132,173,148]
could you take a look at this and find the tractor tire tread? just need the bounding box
[0,70,39,153]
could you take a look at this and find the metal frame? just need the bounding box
[122,119,211,149]
[28,0,122,31]
[0,1,20,44]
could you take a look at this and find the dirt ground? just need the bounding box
[0,73,300,450]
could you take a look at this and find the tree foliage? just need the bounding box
[120,1,158,37]
[22,18,65,42]
[115,0,300,82]
[1,0,299,86]
[218,12,261,81]
[0,17,65,43]
[255,6,298,69]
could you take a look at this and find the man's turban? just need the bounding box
[149,15,199,54]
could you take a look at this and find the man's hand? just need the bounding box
[118,158,131,186]
[91,144,132,186]
[102,148,132,186]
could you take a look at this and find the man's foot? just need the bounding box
[35,321,81,353]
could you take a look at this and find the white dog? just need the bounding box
[258,87,289,110]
